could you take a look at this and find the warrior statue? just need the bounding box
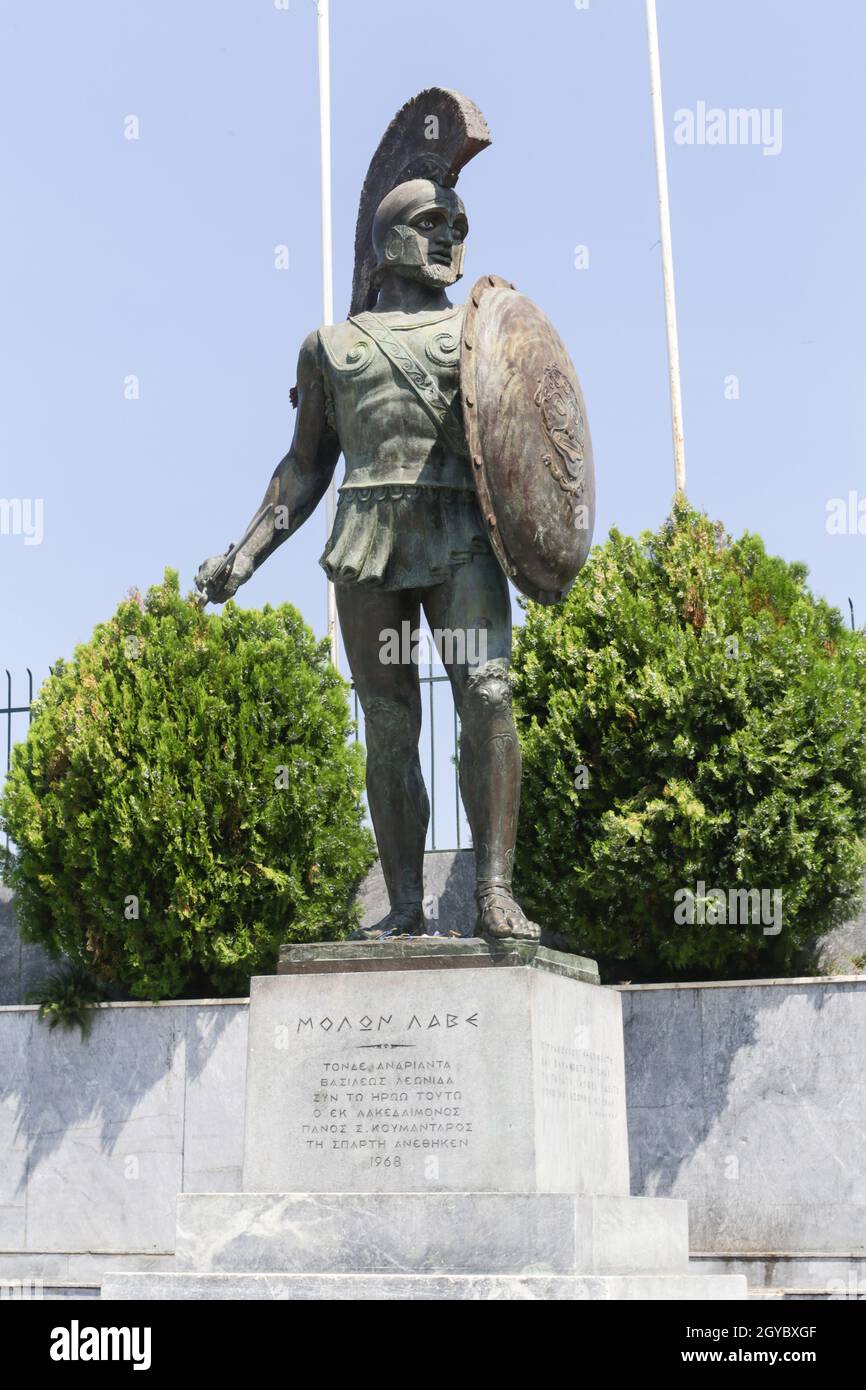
[196,90,594,944]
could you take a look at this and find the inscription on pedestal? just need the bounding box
[242,964,630,1196]
[538,1041,623,1122]
[306,1057,471,1163]
[293,1011,481,1167]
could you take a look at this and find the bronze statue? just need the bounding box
[196,90,594,944]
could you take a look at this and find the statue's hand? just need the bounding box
[195,548,254,605]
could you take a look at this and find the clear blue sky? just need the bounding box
[2,0,864,698]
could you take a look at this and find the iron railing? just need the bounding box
[2,669,35,864]
[3,669,33,779]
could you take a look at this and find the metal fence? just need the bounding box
[3,670,34,781]
[2,667,468,858]
[2,670,35,863]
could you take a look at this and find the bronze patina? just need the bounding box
[196,89,594,943]
[461,276,595,603]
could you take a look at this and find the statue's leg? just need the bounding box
[336,582,427,937]
[422,554,539,942]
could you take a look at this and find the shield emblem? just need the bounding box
[461,275,595,603]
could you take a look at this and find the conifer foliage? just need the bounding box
[0,571,374,998]
[512,505,866,980]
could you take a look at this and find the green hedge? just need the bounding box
[0,571,374,998]
[512,503,866,980]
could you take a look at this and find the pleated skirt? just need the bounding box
[319,485,490,590]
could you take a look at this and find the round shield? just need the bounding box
[461,275,595,604]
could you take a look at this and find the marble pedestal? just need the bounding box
[103,941,745,1301]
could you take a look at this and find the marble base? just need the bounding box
[278,936,600,982]
[173,1192,689,1275]
[244,943,628,1195]
[102,944,748,1300]
[103,1271,746,1301]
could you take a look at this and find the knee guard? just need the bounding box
[462,660,514,729]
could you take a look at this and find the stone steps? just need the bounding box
[172,1191,690,1276]
[41,1282,102,1300]
[0,1251,175,1281]
[103,1271,745,1301]
[690,1252,866,1300]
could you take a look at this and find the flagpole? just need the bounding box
[645,0,686,498]
[316,0,339,667]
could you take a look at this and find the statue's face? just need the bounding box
[373,180,468,289]
[401,200,468,279]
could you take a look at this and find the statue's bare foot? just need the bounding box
[354,903,425,940]
[476,886,540,942]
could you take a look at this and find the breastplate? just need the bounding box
[318,305,472,491]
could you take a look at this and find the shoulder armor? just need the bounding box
[318,320,375,377]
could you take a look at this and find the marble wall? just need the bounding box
[0,999,247,1269]
[0,886,53,1007]
[1,972,864,1274]
[621,977,866,1254]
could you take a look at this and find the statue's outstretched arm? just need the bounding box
[196,332,339,604]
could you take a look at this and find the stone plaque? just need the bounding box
[242,957,629,1195]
